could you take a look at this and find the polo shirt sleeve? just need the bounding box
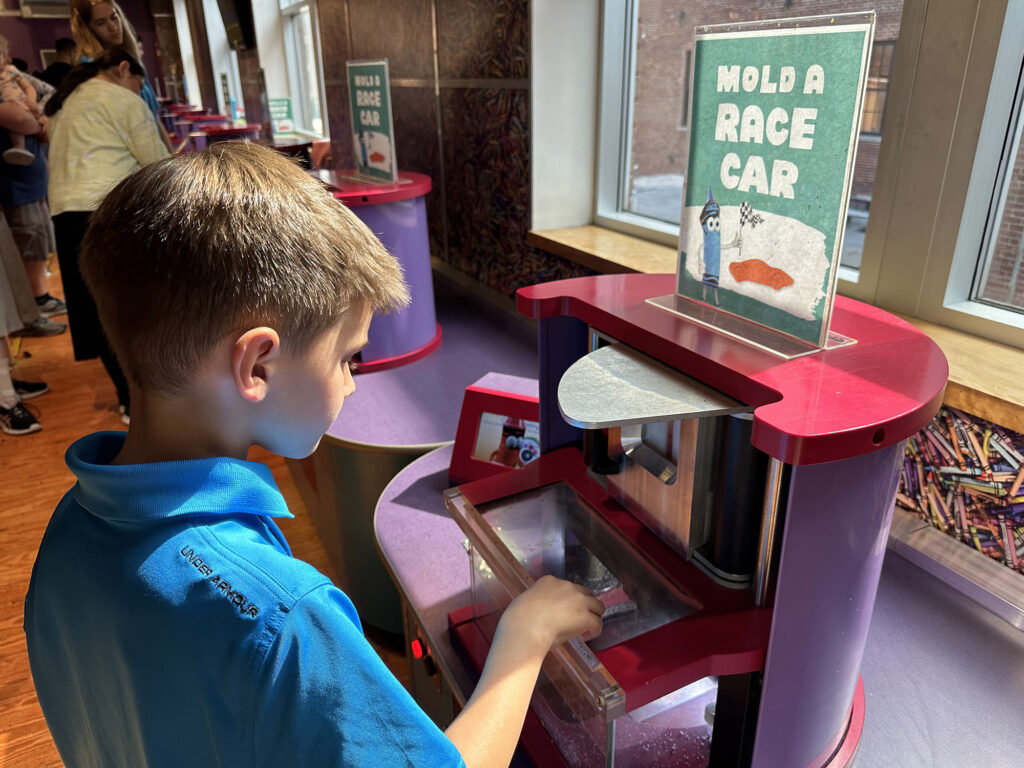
[253,584,466,768]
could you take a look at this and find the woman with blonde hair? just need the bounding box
[69,0,173,150]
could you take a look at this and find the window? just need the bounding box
[860,41,895,136]
[596,0,1023,346]
[199,0,245,120]
[857,0,1024,346]
[280,0,326,137]
[597,0,904,274]
[973,58,1024,313]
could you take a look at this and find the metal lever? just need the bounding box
[622,438,677,485]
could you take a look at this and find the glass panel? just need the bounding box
[475,482,696,652]
[450,482,709,768]
[625,1,904,270]
[975,57,1024,313]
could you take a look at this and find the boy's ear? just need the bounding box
[232,328,281,403]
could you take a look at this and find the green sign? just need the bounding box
[268,98,293,134]
[675,14,874,348]
[346,59,398,182]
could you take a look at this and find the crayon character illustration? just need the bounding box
[489,417,526,468]
[681,195,825,322]
[356,131,369,167]
[728,202,794,290]
[698,187,742,306]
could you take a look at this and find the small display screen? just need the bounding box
[472,412,541,469]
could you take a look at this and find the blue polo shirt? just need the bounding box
[25,432,464,768]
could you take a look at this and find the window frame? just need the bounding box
[279,0,329,139]
[595,0,680,246]
[870,0,1024,347]
[593,0,1024,348]
[860,40,896,136]
[972,61,1024,310]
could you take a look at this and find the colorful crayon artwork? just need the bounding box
[897,407,1024,575]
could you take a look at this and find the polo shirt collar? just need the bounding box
[66,431,294,523]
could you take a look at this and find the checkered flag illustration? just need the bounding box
[739,201,764,228]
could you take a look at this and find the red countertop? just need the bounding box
[517,273,949,465]
[199,123,261,136]
[308,169,432,206]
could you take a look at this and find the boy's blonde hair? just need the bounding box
[80,142,410,393]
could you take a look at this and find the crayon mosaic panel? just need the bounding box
[436,0,528,80]
[348,0,435,80]
[897,407,1024,576]
[318,0,591,298]
[441,87,528,288]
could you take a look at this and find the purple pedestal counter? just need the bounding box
[310,169,440,369]
[288,285,537,635]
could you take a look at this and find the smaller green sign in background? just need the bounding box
[346,60,398,182]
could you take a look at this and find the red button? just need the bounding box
[411,638,424,659]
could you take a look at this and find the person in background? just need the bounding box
[0,326,49,435]
[0,216,60,435]
[0,36,43,167]
[69,0,174,152]
[1,39,63,319]
[39,38,77,89]
[46,49,168,423]
[0,99,66,344]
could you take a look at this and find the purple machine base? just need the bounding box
[313,169,439,365]
[753,444,903,767]
[350,197,437,362]
[531,299,935,767]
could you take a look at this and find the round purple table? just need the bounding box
[290,285,538,634]
[310,169,439,371]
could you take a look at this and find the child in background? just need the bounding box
[0,36,43,167]
[25,143,604,768]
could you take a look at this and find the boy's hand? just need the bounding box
[499,575,605,657]
[446,576,604,767]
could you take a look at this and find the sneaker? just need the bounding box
[2,147,35,166]
[10,316,66,337]
[12,379,49,400]
[0,401,41,435]
[34,294,67,317]
[118,403,130,426]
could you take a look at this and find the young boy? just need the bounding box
[24,143,603,767]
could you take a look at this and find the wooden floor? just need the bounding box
[0,285,408,767]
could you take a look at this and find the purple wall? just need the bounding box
[0,0,162,83]
[0,15,70,73]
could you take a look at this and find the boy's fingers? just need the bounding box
[579,615,604,641]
